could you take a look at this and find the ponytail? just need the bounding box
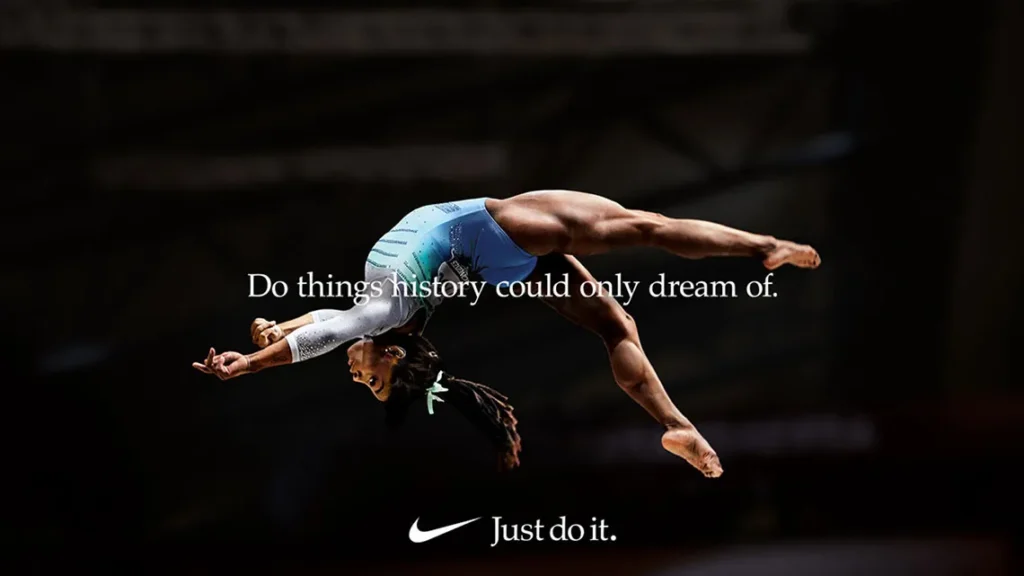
[374,332,522,470]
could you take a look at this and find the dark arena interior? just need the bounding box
[6,0,1021,574]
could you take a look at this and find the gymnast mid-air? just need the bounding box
[193,190,820,477]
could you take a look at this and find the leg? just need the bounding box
[525,254,723,478]
[488,190,820,269]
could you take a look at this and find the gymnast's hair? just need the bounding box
[372,331,522,470]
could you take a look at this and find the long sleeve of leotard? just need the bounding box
[310,309,344,323]
[284,298,398,363]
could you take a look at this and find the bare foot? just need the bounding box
[764,240,820,270]
[661,427,723,478]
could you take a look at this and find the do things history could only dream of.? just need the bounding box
[248,271,781,307]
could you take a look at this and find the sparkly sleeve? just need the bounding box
[310,309,343,323]
[284,299,396,363]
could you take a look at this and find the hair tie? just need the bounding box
[425,370,448,415]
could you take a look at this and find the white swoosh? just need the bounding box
[408,517,481,543]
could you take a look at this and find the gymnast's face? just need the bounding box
[346,338,403,401]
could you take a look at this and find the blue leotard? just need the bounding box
[285,198,537,363]
[369,197,537,291]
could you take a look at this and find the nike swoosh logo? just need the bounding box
[408,517,481,543]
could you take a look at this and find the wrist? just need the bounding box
[246,339,293,372]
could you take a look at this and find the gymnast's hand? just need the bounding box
[250,317,284,348]
[192,347,251,380]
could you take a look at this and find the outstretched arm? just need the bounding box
[194,300,396,380]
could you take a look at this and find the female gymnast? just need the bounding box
[193,190,820,477]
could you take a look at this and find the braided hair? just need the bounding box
[373,332,522,470]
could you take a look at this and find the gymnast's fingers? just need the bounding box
[258,325,283,348]
[251,318,273,341]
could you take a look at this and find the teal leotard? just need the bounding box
[284,198,538,363]
[367,197,538,291]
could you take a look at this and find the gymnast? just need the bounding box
[194,190,820,476]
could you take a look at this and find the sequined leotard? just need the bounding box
[284,198,537,363]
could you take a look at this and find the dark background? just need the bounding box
[7,1,1021,574]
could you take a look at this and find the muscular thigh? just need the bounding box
[524,254,633,342]
[489,190,650,256]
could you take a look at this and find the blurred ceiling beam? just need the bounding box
[92,143,509,191]
[0,8,809,55]
[119,62,578,153]
[632,131,854,212]
[636,108,726,175]
[630,130,856,211]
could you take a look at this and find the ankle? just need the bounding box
[754,235,777,259]
[663,421,694,433]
